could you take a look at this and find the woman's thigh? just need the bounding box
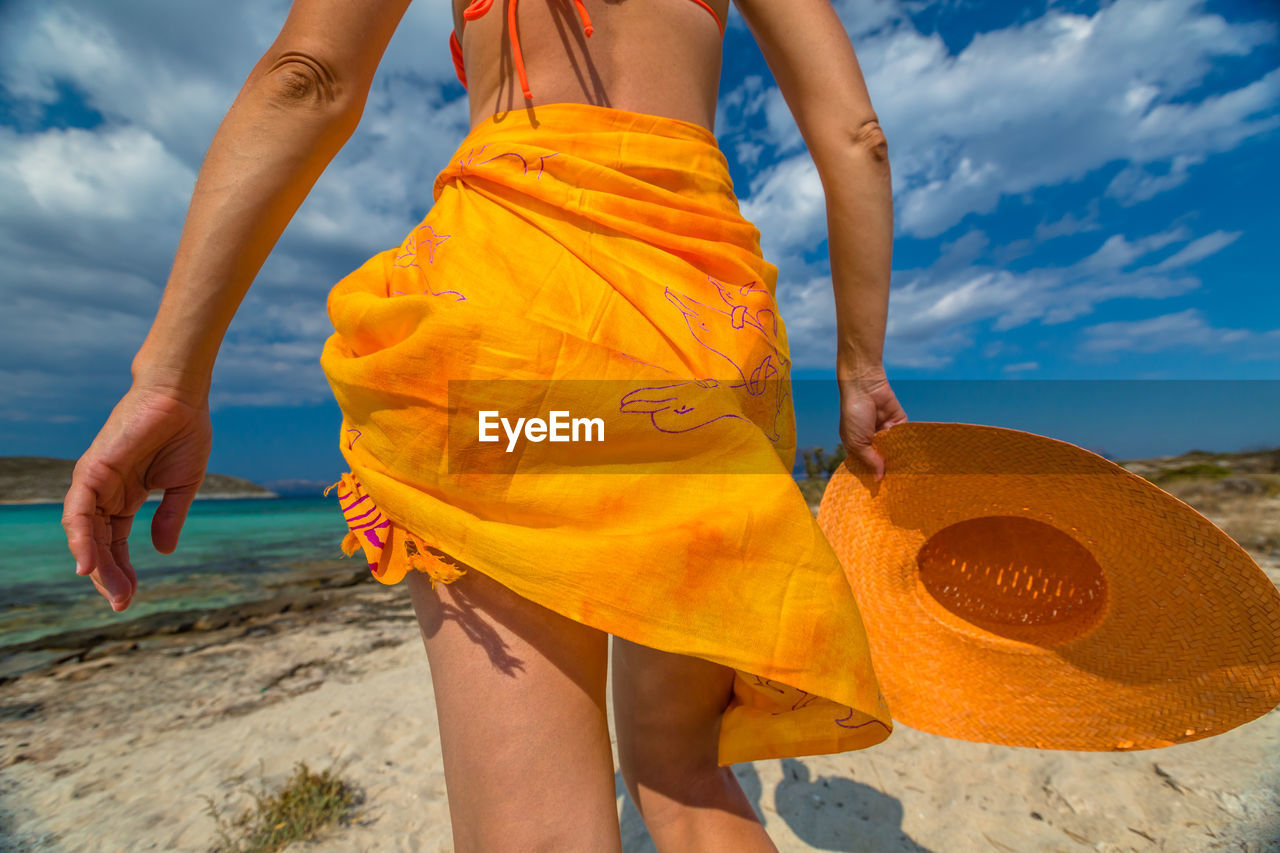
[406,566,622,853]
[610,634,736,794]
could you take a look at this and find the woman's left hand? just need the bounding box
[62,385,213,612]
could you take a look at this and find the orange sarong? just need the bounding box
[319,102,892,765]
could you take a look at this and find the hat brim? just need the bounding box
[818,422,1280,751]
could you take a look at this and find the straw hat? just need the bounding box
[817,421,1280,751]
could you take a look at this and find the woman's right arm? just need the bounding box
[733,0,904,478]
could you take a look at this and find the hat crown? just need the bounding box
[918,515,1108,646]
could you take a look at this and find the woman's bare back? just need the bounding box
[452,0,731,134]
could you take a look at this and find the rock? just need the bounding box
[82,641,141,662]
[1217,477,1263,495]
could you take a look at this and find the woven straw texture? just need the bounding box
[817,421,1280,751]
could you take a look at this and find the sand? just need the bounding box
[1,553,1277,852]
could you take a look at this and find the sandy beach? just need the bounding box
[2,542,1277,851]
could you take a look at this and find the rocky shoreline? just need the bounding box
[0,562,370,684]
[0,492,282,507]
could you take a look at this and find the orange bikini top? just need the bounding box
[450,0,726,100]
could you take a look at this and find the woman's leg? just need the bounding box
[611,635,779,852]
[406,566,622,853]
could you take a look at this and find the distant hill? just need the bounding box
[260,478,339,497]
[0,457,278,505]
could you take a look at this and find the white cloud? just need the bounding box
[3,124,192,222]
[1150,230,1242,271]
[778,221,1242,371]
[1034,207,1102,243]
[0,3,258,164]
[1078,308,1266,355]
[1105,153,1206,205]
[740,153,830,270]
[835,0,913,40]
[1075,226,1192,276]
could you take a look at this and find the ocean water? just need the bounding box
[0,495,357,648]
[2,473,824,649]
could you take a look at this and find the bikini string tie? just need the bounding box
[458,0,595,100]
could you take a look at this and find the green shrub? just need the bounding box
[1151,463,1232,485]
[801,445,848,480]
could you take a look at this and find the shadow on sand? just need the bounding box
[615,758,931,852]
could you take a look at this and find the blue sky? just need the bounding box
[1,0,1277,489]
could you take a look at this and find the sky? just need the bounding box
[1,0,1277,490]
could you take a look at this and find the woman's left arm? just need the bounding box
[65,0,413,611]
[131,0,413,401]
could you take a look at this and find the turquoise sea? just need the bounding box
[2,471,823,649]
[0,495,356,648]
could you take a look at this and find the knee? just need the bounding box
[620,762,744,832]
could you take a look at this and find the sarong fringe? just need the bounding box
[325,472,470,589]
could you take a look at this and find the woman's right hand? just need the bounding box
[836,366,908,483]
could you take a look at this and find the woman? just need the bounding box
[62,0,906,849]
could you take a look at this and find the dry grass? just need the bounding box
[1162,480,1280,556]
[797,477,827,509]
[202,757,363,853]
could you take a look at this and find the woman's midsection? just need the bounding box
[453,0,729,135]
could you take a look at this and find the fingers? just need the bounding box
[841,425,890,483]
[88,571,131,612]
[109,512,139,599]
[864,409,907,481]
[837,440,884,483]
[858,446,886,483]
[92,509,134,607]
[62,479,100,577]
[151,485,197,554]
[64,475,135,609]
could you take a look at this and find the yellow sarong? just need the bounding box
[319,102,892,765]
